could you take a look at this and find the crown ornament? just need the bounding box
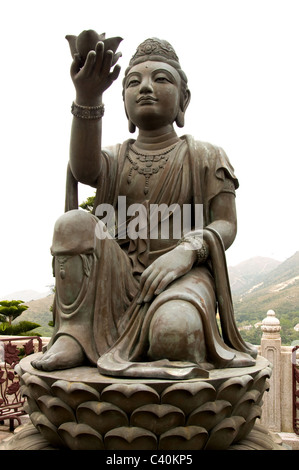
[129,38,180,66]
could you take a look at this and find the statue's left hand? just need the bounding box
[137,245,197,304]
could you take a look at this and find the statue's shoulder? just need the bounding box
[102,143,122,159]
[184,135,224,162]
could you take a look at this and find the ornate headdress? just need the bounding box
[129,38,180,68]
[125,37,188,85]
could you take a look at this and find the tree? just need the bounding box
[0,300,40,336]
[79,193,95,212]
[0,300,29,325]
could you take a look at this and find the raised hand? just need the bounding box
[71,41,121,106]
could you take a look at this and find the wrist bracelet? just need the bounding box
[71,101,105,120]
[177,235,209,265]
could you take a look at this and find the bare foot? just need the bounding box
[31,335,85,371]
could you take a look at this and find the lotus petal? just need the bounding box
[51,379,100,409]
[216,375,253,405]
[76,400,128,434]
[205,416,245,450]
[159,426,208,450]
[232,389,261,418]
[66,29,122,65]
[131,404,185,435]
[104,426,157,450]
[37,395,75,427]
[232,405,262,443]
[58,422,104,450]
[30,411,65,449]
[187,400,232,430]
[23,374,51,401]
[101,383,159,414]
[161,381,216,415]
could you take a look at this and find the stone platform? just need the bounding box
[5,353,284,451]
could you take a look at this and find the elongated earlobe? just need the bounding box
[176,89,191,128]
[129,120,136,133]
[175,110,185,128]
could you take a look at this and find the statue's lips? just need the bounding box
[137,96,158,104]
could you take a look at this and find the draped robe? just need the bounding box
[51,134,257,379]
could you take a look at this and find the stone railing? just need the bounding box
[258,310,299,449]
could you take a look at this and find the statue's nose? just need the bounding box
[139,78,154,94]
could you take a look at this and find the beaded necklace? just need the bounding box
[126,141,179,195]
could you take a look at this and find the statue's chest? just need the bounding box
[119,156,170,205]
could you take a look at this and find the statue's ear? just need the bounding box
[176,89,191,128]
[128,120,136,133]
[124,105,136,133]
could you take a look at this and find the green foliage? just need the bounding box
[0,300,29,325]
[235,309,299,346]
[79,193,95,212]
[0,300,40,335]
[239,327,263,346]
[0,320,41,336]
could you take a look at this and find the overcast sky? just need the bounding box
[0,0,298,297]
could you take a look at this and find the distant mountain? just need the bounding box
[0,289,52,302]
[228,257,282,295]
[230,252,299,317]
[11,294,55,337]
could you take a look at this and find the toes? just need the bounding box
[31,354,53,371]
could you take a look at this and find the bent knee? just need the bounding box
[148,300,206,362]
[51,210,98,255]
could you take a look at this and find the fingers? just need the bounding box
[101,49,114,78]
[137,267,158,304]
[154,272,176,296]
[93,41,104,75]
[95,44,121,82]
[83,50,97,76]
[70,53,82,77]
[109,63,121,82]
[111,51,122,66]
[137,269,176,305]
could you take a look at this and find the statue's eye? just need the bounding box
[127,79,140,87]
[155,76,170,83]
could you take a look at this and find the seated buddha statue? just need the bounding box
[32,31,257,379]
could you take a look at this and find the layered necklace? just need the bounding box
[126,141,179,195]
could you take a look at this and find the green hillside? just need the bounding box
[231,252,299,345]
[12,294,54,337]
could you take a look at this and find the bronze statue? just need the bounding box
[31,31,257,379]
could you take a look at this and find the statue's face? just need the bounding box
[124,61,181,131]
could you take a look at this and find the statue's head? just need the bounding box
[123,38,191,133]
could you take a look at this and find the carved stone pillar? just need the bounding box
[260,310,281,432]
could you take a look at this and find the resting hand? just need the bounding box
[71,41,121,105]
[137,244,197,304]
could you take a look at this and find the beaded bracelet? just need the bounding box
[178,235,209,265]
[71,101,105,120]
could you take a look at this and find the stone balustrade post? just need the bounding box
[260,309,281,432]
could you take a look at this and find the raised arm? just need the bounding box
[69,41,121,186]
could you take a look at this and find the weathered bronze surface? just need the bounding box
[12,31,274,450]
[31,31,257,379]
[15,354,275,450]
